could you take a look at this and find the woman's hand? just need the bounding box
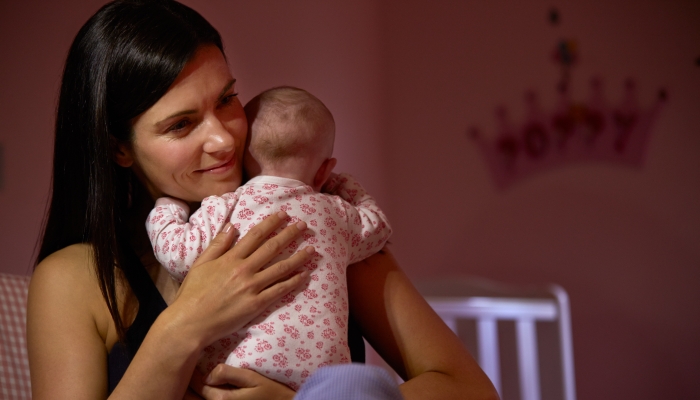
[169,210,315,349]
[190,364,295,400]
[113,211,312,400]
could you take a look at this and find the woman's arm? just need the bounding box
[188,246,500,400]
[28,244,114,398]
[27,212,312,400]
[347,247,500,400]
[189,248,499,400]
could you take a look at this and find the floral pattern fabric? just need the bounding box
[146,174,391,389]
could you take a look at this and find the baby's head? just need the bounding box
[243,86,336,191]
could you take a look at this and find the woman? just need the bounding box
[27,1,498,399]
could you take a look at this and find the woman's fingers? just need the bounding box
[257,246,314,291]
[244,220,309,269]
[191,223,238,268]
[206,364,258,388]
[194,365,296,400]
[228,211,289,259]
[189,369,208,397]
[176,212,314,347]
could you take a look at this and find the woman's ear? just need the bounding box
[111,136,134,168]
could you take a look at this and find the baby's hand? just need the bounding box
[155,196,190,215]
[321,172,341,194]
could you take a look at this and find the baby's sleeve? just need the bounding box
[327,174,392,264]
[146,194,237,282]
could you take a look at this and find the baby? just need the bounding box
[146,86,392,390]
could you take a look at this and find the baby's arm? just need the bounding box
[325,173,393,263]
[146,193,238,282]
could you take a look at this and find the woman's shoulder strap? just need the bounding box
[118,241,168,355]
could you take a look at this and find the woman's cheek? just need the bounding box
[138,144,195,194]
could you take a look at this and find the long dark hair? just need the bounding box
[37,0,223,338]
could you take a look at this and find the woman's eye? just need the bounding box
[167,119,190,133]
[220,92,239,106]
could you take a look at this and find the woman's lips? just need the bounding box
[199,156,235,174]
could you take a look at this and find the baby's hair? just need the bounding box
[245,86,335,164]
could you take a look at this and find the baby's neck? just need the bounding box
[256,165,314,187]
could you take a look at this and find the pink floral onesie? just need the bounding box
[146,174,392,390]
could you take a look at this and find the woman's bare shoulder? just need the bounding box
[28,244,120,397]
[37,242,92,264]
[31,243,95,291]
[29,243,113,341]
[34,243,92,269]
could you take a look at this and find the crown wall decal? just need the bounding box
[469,79,667,189]
[468,10,667,190]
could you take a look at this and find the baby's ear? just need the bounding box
[313,157,337,191]
[111,136,134,168]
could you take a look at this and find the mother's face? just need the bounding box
[120,45,247,202]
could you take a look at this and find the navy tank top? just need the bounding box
[106,248,364,393]
[107,245,168,393]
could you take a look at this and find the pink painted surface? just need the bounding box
[380,1,700,399]
[1,0,699,399]
[471,79,667,190]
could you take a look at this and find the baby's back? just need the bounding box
[197,174,391,389]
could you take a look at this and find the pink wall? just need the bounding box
[0,0,101,275]
[0,0,389,274]
[1,0,699,399]
[381,1,700,399]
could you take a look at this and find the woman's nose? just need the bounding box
[202,117,235,154]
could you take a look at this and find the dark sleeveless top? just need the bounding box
[106,250,365,393]
[107,247,168,393]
